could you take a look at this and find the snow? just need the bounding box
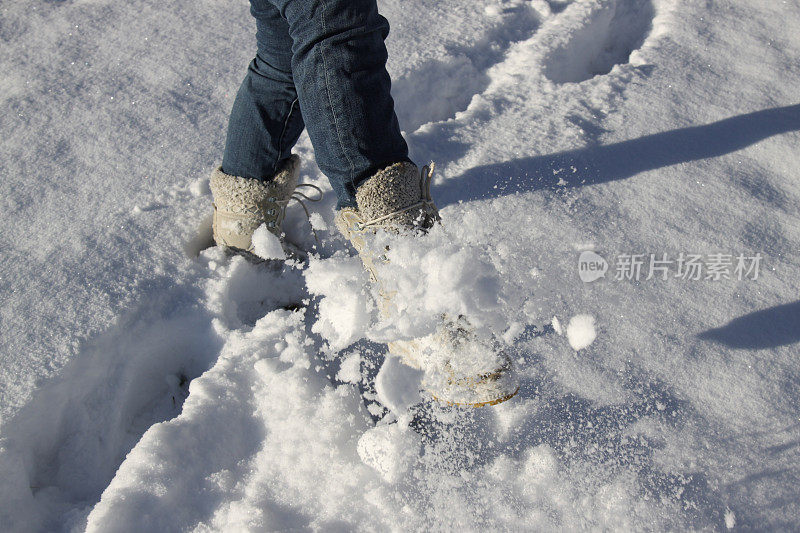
[190,176,211,198]
[566,314,597,350]
[552,315,564,335]
[501,321,524,344]
[335,351,362,385]
[725,507,737,530]
[2,0,800,530]
[305,226,512,354]
[357,423,422,484]
[305,252,374,351]
[374,355,424,416]
[250,224,285,261]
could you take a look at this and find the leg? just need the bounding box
[270,0,409,208]
[222,0,305,181]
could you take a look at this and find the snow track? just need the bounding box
[391,2,540,131]
[543,0,655,84]
[0,282,222,531]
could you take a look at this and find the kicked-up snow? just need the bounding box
[2,0,800,530]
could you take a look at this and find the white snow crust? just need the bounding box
[2,0,800,530]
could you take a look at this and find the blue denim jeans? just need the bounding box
[222,0,410,208]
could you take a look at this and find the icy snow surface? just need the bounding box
[2,0,800,530]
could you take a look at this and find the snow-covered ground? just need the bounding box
[1,0,799,530]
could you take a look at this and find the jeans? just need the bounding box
[222,0,410,208]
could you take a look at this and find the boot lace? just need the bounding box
[273,183,324,242]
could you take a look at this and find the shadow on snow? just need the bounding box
[434,104,800,208]
[698,300,800,350]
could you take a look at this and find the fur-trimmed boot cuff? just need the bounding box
[209,155,300,252]
[353,162,440,231]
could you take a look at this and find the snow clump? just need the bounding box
[251,224,286,260]
[566,314,597,350]
[374,355,424,416]
[304,252,374,351]
[306,224,508,352]
[356,423,421,483]
[305,224,508,353]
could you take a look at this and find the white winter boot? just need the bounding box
[335,162,519,407]
[209,155,302,254]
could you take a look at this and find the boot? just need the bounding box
[335,162,519,407]
[209,155,300,254]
